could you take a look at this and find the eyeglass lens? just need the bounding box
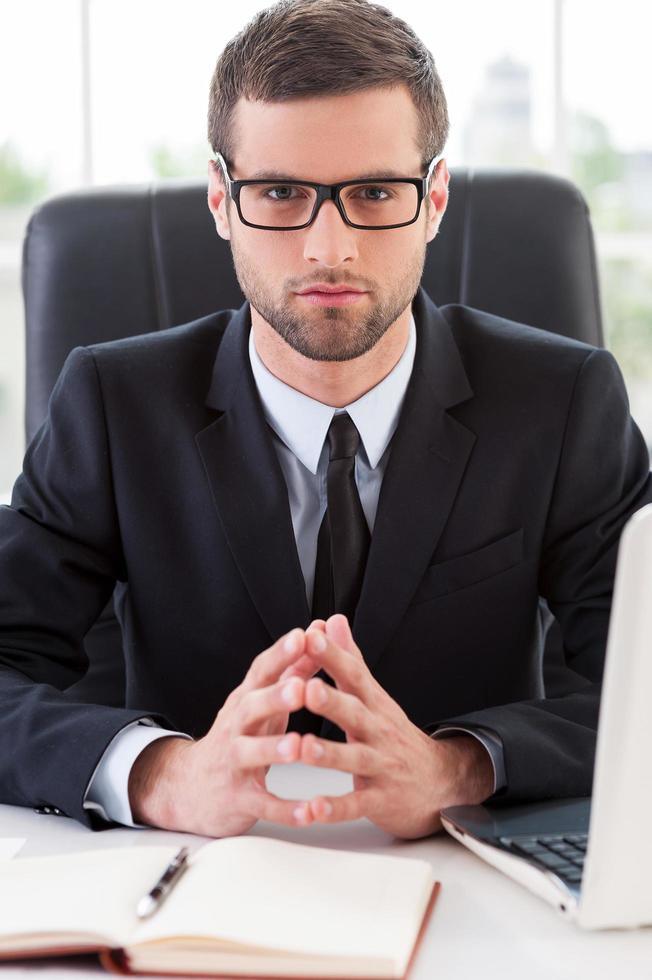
[239,181,419,228]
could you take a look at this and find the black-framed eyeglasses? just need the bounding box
[214,151,442,231]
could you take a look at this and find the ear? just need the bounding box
[425,158,450,245]
[207,159,231,241]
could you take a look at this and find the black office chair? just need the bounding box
[21,169,604,705]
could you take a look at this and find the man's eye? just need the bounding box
[351,185,391,201]
[263,185,304,200]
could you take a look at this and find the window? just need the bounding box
[1,0,650,492]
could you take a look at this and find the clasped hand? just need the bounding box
[129,614,494,838]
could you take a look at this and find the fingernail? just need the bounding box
[311,741,324,759]
[282,679,300,705]
[321,800,333,817]
[311,681,327,705]
[309,631,327,652]
[277,736,294,757]
[284,629,301,653]
[294,804,308,824]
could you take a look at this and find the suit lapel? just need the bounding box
[351,288,476,674]
[195,301,311,642]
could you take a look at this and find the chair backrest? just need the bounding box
[20,168,604,704]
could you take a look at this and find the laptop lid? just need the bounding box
[578,502,652,928]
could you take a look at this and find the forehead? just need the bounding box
[230,84,422,181]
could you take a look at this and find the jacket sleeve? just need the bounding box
[431,347,652,800]
[0,347,172,828]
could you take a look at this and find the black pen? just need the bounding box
[136,847,189,919]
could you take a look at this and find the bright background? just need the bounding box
[1,0,651,492]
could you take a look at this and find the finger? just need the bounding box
[325,614,363,658]
[236,676,306,735]
[304,677,376,741]
[250,791,315,827]
[299,733,380,776]
[242,628,306,693]
[308,619,327,632]
[279,652,322,683]
[277,622,327,682]
[231,731,302,769]
[308,788,375,824]
[305,629,374,702]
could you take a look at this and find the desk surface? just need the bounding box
[1,764,650,980]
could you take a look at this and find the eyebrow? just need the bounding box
[245,168,414,181]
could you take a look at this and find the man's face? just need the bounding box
[208,84,449,363]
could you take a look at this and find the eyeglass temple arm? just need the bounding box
[426,153,444,183]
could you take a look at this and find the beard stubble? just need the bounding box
[228,231,427,363]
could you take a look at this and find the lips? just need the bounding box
[296,288,367,307]
[297,284,366,295]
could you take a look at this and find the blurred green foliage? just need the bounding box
[149,144,212,179]
[602,257,652,379]
[570,112,651,233]
[570,111,652,429]
[571,112,624,196]
[0,143,48,204]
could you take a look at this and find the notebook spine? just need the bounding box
[99,947,132,975]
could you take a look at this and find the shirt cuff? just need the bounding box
[83,718,192,827]
[429,724,507,795]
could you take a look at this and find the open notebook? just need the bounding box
[0,835,439,978]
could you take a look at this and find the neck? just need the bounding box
[251,308,411,407]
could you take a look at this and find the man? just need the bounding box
[0,0,650,839]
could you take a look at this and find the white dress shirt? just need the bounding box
[84,313,503,826]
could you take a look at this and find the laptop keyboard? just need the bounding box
[498,833,587,885]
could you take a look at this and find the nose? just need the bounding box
[302,198,358,267]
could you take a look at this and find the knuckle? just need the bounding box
[248,650,267,684]
[215,714,234,744]
[378,720,393,741]
[349,662,364,687]
[235,697,256,731]
[385,752,403,775]
[348,702,365,732]
[222,688,240,712]
[357,744,373,771]
[228,737,243,765]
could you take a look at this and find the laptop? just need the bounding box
[440,502,652,929]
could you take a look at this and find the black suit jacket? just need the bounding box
[0,286,650,829]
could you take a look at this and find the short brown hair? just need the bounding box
[207,0,449,172]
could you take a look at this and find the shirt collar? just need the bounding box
[248,313,417,473]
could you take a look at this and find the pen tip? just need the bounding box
[136,896,156,919]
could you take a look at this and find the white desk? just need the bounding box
[1,764,650,980]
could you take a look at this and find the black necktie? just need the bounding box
[311,412,371,624]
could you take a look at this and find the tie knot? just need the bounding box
[326,412,361,461]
